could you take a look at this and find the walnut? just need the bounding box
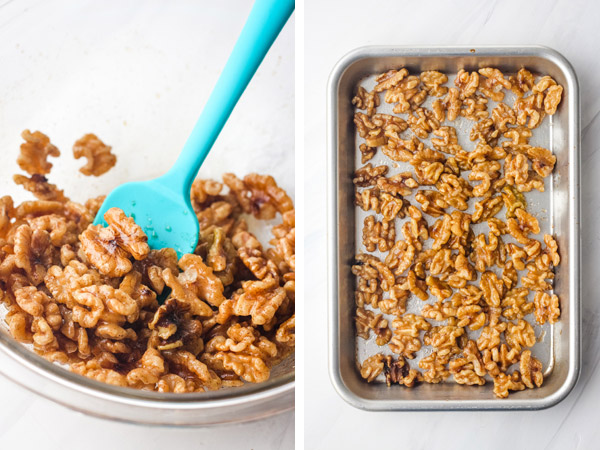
[17,130,60,175]
[354,253,395,292]
[425,325,465,358]
[406,108,440,138]
[514,92,545,128]
[432,88,461,122]
[355,307,391,345]
[353,163,388,187]
[80,208,149,277]
[526,146,556,177]
[478,67,512,101]
[72,360,128,387]
[469,160,501,197]
[420,71,448,97]
[383,74,427,113]
[223,173,293,220]
[13,174,67,202]
[520,350,543,388]
[505,319,536,352]
[379,285,409,317]
[472,196,503,223]
[398,270,428,301]
[374,68,409,92]
[533,291,560,325]
[544,85,563,114]
[460,95,489,121]
[415,190,448,217]
[165,350,222,389]
[435,173,471,211]
[469,118,499,146]
[14,224,55,285]
[509,68,535,98]
[507,208,540,245]
[362,215,395,252]
[390,314,431,359]
[132,247,178,294]
[383,355,422,387]
[400,206,429,251]
[360,354,386,382]
[502,185,527,218]
[352,86,380,116]
[502,288,534,320]
[275,314,295,346]
[355,113,409,150]
[72,134,116,176]
[161,267,214,318]
[230,276,286,326]
[431,126,462,155]
[522,259,554,291]
[503,125,532,149]
[419,352,450,383]
[493,372,525,398]
[491,103,516,133]
[477,315,507,351]
[468,142,507,164]
[426,276,452,301]
[454,69,479,98]
[377,173,419,197]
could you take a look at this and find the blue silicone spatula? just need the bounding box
[93,0,294,256]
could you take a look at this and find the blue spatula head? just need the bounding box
[94,179,199,257]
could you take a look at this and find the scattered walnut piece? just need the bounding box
[73,134,116,176]
[17,130,60,175]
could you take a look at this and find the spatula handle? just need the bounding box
[161,0,294,195]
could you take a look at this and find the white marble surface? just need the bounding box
[0,0,294,448]
[305,0,598,448]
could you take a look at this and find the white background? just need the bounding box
[305,0,599,449]
[0,0,294,448]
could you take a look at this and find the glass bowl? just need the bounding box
[0,0,294,425]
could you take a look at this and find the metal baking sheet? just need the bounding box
[327,46,580,410]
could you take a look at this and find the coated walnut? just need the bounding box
[509,68,535,98]
[223,173,293,220]
[17,130,60,176]
[362,215,395,252]
[505,319,536,352]
[514,92,545,128]
[533,291,560,325]
[431,126,462,155]
[390,314,431,359]
[460,95,489,121]
[420,71,448,97]
[13,174,67,203]
[353,163,388,187]
[432,87,462,122]
[454,69,479,98]
[520,350,543,388]
[493,372,525,398]
[418,352,450,384]
[406,108,440,138]
[352,86,380,116]
[478,67,512,102]
[360,354,386,382]
[355,307,391,346]
[73,134,116,176]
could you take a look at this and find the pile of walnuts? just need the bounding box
[0,131,295,392]
[352,67,561,398]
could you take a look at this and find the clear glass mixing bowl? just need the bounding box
[0,0,295,425]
